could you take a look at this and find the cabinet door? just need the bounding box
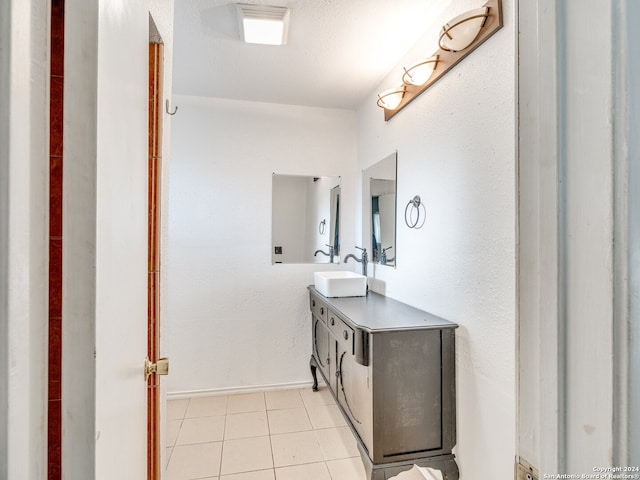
[312,316,332,389]
[375,329,442,459]
[336,335,372,453]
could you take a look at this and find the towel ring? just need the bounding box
[404,195,426,229]
[319,219,326,235]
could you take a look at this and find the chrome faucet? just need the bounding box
[314,244,335,263]
[380,246,393,265]
[344,246,368,277]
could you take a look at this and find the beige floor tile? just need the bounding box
[227,392,266,414]
[270,431,324,467]
[267,408,312,435]
[306,403,347,429]
[167,398,190,420]
[314,426,360,460]
[166,419,182,447]
[265,389,304,410]
[220,436,273,475]
[166,442,222,480]
[176,416,225,445]
[220,470,275,480]
[274,462,331,480]
[185,395,228,418]
[300,387,335,408]
[165,447,173,469]
[225,411,269,440]
[326,457,367,480]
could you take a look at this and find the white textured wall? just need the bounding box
[355,0,516,478]
[166,95,356,393]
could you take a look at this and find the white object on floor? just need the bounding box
[389,465,444,480]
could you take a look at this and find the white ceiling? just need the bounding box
[172,0,452,110]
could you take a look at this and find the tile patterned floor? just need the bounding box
[165,387,367,480]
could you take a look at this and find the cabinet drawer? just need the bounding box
[328,311,353,350]
[310,295,328,323]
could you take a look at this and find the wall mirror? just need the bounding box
[363,152,397,267]
[272,174,341,264]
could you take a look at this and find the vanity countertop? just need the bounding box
[308,285,458,333]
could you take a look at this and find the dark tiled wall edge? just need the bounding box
[48,0,64,478]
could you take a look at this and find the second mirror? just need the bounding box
[363,152,397,267]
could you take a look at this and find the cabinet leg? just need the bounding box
[440,458,459,480]
[309,356,318,392]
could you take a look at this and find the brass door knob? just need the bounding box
[145,356,169,381]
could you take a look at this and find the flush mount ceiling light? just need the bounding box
[376,0,503,121]
[438,6,490,52]
[377,86,406,111]
[237,3,290,46]
[402,55,440,86]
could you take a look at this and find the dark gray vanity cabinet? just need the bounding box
[308,287,459,480]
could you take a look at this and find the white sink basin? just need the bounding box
[313,271,367,298]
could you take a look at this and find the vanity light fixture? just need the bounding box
[377,0,503,121]
[376,86,406,111]
[402,55,440,86]
[237,3,290,46]
[438,6,490,52]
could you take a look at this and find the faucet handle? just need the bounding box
[355,245,367,253]
[382,246,393,252]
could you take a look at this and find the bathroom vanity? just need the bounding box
[308,286,459,480]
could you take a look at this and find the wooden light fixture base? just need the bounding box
[383,0,503,121]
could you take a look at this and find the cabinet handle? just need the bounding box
[338,351,362,424]
[330,317,335,326]
[312,300,316,307]
[320,307,324,315]
[343,330,349,340]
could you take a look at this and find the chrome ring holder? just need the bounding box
[319,219,326,234]
[404,195,426,229]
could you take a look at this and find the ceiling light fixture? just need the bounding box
[376,0,503,121]
[237,3,290,46]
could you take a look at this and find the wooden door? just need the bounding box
[148,41,164,480]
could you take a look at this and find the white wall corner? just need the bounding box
[518,0,631,474]
[0,0,50,478]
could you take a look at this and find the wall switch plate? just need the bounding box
[515,458,538,480]
[274,246,282,254]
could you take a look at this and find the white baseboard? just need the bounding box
[167,378,325,400]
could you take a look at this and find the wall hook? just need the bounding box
[165,99,178,116]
